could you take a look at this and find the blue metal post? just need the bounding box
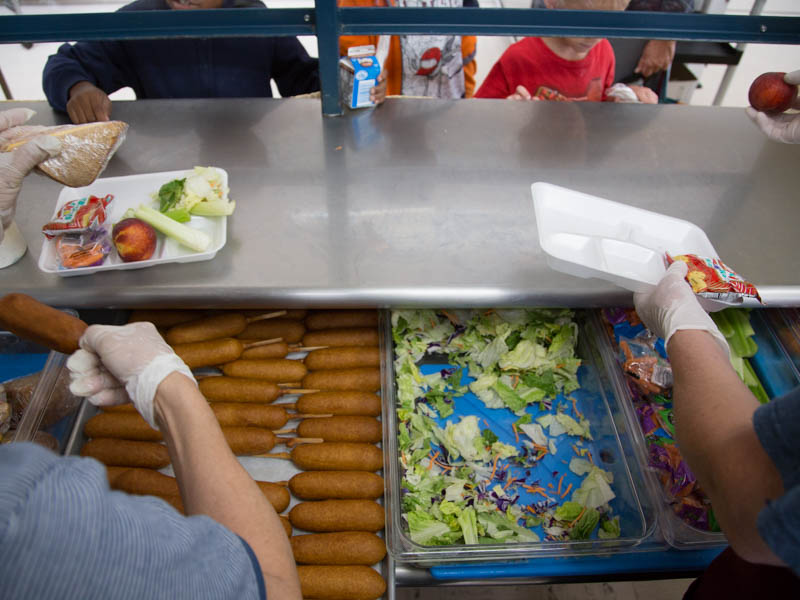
[316,0,342,117]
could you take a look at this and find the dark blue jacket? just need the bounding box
[42,0,320,112]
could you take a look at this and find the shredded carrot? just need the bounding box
[560,483,573,498]
[503,477,514,490]
[570,506,586,527]
[572,444,580,455]
[483,419,490,429]
[512,374,519,389]
[440,310,461,326]
[557,473,566,496]
[512,423,519,443]
[588,451,594,464]
[533,489,550,499]
[490,454,500,481]
[547,483,554,489]
[571,397,582,419]
[532,443,548,452]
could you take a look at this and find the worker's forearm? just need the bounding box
[153,373,301,599]
[667,330,784,565]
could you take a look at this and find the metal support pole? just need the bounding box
[712,0,766,106]
[316,0,342,117]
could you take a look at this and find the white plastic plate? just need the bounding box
[38,168,227,277]
[532,182,718,293]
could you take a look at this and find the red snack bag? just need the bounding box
[667,253,763,305]
[42,194,113,239]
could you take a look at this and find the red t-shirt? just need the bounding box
[475,37,615,101]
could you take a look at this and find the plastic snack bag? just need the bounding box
[667,253,763,305]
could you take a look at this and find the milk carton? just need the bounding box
[339,45,381,109]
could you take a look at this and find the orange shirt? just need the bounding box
[338,0,477,98]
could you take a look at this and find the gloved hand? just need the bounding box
[66,322,196,429]
[0,108,61,243]
[634,261,729,356]
[745,70,800,144]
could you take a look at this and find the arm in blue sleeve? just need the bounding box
[754,387,800,491]
[271,37,320,97]
[42,40,138,112]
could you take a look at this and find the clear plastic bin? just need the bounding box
[380,310,659,565]
[1,324,83,453]
[594,308,800,550]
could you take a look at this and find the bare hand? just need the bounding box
[66,81,112,124]
[370,72,387,105]
[628,84,659,104]
[506,85,532,101]
[634,40,676,78]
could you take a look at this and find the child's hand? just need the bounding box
[506,85,532,101]
[628,84,659,104]
[370,72,387,105]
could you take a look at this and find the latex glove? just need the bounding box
[634,261,729,356]
[66,81,112,124]
[0,108,61,244]
[66,322,196,429]
[634,40,676,78]
[745,71,800,144]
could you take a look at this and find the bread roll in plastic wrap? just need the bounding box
[0,121,128,187]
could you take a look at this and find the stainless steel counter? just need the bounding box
[5,98,800,308]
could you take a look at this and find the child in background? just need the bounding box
[475,0,657,104]
[338,0,478,99]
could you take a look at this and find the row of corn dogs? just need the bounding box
[87,308,388,600]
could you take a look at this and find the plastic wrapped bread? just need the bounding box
[0,121,128,187]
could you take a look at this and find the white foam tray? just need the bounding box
[38,168,227,277]
[532,182,718,293]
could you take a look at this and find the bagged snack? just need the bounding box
[0,121,128,187]
[55,226,112,269]
[42,194,112,239]
[667,253,763,305]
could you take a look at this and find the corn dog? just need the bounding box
[297,565,386,600]
[280,516,293,538]
[211,402,290,429]
[255,481,292,513]
[222,358,307,382]
[165,313,250,344]
[171,337,245,368]
[291,532,386,565]
[198,377,282,403]
[105,466,130,487]
[222,426,277,455]
[291,443,383,472]
[239,340,290,360]
[0,293,87,355]
[128,309,206,328]
[165,311,285,345]
[85,412,162,442]
[81,438,170,468]
[297,416,381,444]
[304,346,380,371]
[295,391,381,417]
[243,309,308,321]
[305,310,379,331]
[302,328,379,348]
[289,500,385,532]
[288,471,384,500]
[302,368,381,392]
[237,318,305,344]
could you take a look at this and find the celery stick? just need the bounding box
[190,199,236,217]
[165,207,191,223]
[133,205,210,252]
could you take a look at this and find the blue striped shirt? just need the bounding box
[0,443,264,599]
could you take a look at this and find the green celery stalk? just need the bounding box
[133,205,210,252]
[743,360,770,404]
[712,310,734,338]
[165,208,191,223]
[190,200,236,217]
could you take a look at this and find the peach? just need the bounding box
[748,72,797,114]
[112,218,157,262]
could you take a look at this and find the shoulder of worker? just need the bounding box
[626,0,693,12]
[0,443,263,599]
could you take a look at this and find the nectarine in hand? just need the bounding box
[113,218,156,262]
[748,72,797,114]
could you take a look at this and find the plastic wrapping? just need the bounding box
[0,121,128,188]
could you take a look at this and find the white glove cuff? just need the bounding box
[129,354,197,429]
[668,319,730,360]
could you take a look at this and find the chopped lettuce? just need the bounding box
[598,516,621,539]
[572,466,615,509]
[569,506,600,540]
